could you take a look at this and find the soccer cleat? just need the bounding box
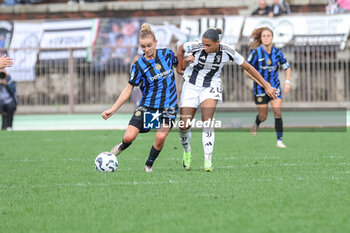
[111,142,123,156]
[251,122,258,136]
[276,140,287,148]
[204,159,213,172]
[183,151,191,171]
[144,165,153,172]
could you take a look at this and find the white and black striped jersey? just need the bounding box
[183,41,245,87]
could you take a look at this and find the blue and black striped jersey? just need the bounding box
[129,48,178,109]
[247,45,290,95]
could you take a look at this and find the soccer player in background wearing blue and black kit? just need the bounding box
[245,27,292,148]
[101,23,178,172]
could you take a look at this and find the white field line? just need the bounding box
[0,180,181,190]
[1,174,346,191]
[2,156,304,163]
[13,126,127,131]
[2,157,349,167]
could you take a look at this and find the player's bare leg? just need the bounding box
[144,123,172,172]
[111,125,139,156]
[252,104,268,136]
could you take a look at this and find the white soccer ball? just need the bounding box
[94,152,118,172]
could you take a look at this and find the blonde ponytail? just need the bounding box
[139,23,156,40]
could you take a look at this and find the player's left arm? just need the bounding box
[284,67,291,94]
[279,50,291,95]
[223,45,265,88]
[242,49,263,85]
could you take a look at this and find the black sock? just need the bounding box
[120,140,132,150]
[145,146,161,167]
[255,114,262,126]
[275,118,283,141]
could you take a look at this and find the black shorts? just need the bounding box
[129,106,177,133]
[254,90,282,105]
[254,93,271,104]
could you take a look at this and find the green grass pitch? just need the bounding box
[1,129,349,233]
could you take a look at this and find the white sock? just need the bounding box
[179,129,191,152]
[204,153,212,162]
[202,126,214,160]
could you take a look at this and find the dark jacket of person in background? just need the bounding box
[270,0,291,16]
[252,0,272,15]
[0,71,17,130]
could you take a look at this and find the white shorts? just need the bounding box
[180,81,223,108]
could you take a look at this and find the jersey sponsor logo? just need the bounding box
[259,65,277,72]
[150,69,173,81]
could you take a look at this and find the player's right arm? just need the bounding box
[101,84,134,120]
[176,41,200,74]
[102,61,141,120]
[176,44,185,75]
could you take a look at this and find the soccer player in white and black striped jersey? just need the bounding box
[176,28,279,172]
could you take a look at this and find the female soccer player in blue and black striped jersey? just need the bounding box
[176,28,279,172]
[101,23,178,172]
[246,27,292,148]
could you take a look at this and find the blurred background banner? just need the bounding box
[242,14,350,48]
[180,16,244,45]
[152,24,187,48]
[39,19,99,61]
[8,21,42,82]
